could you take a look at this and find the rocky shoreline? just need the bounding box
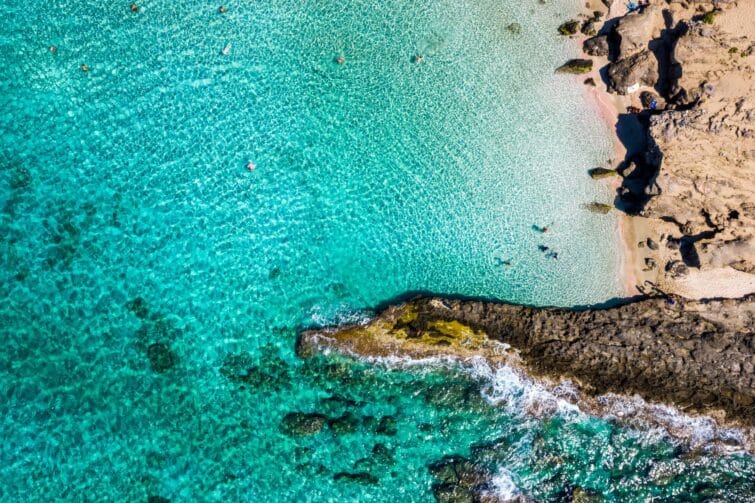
[571,0,755,299]
[299,295,755,431]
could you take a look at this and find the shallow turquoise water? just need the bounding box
[1,0,753,501]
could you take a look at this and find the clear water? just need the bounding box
[1,0,752,501]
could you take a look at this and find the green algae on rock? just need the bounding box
[588,167,618,179]
[555,59,593,74]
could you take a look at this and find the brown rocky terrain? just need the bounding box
[299,295,755,429]
[585,0,755,298]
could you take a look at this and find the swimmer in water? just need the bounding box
[221,43,231,55]
[246,161,256,171]
[336,55,345,65]
[218,5,227,13]
[49,45,57,53]
[130,4,139,12]
[414,54,424,63]
[80,63,89,72]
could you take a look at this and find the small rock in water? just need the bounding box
[555,59,593,74]
[557,20,580,36]
[147,342,178,373]
[328,412,360,434]
[375,415,398,436]
[280,412,327,436]
[582,202,613,214]
[333,472,379,485]
[588,167,618,179]
[506,23,522,34]
[127,297,149,318]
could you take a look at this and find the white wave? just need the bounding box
[349,352,752,453]
[489,468,521,501]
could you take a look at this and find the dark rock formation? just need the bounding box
[333,471,379,485]
[558,20,580,36]
[280,412,327,436]
[588,167,618,179]
[299,295,755,426]
[147,342,178,373]
[555,59,593,74]
[607,50,659,94]
[583,35,609,57]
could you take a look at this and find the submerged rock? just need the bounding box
[328,412,360,434]
[582,202,613,214]
[147,342,178,373]
[9,166,32,190]
[333,471,379,485]
[555,59,593,74]
[280,412,327,436]
[506,23,522,34]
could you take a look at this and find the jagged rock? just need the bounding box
[666,260,689,278]
[556,59,593,74]
[614,6,664,59]
[584,77,597,86]
[583,35,609,56]
[298,295,755,426]
[280,412,327,436]
[581,19,598,36]
[606,50,659,94]
[647,238,659,250]
[558,20,580,36]
[668,23,729,106]
[644,257,657,270]
[588,167,618,179]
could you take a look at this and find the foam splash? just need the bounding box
[488,468,522,501]
[353,351,753,453]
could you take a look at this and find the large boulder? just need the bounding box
[614,6,665,59]
[583,35,609,56]
[607,50,658,94]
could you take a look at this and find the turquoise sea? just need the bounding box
[1,0,753,500]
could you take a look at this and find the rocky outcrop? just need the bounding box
[613,6,664,60]
[555,59,593,74]
[299,296,755,427]
[583,35,609,57]
[607,50,659,94]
